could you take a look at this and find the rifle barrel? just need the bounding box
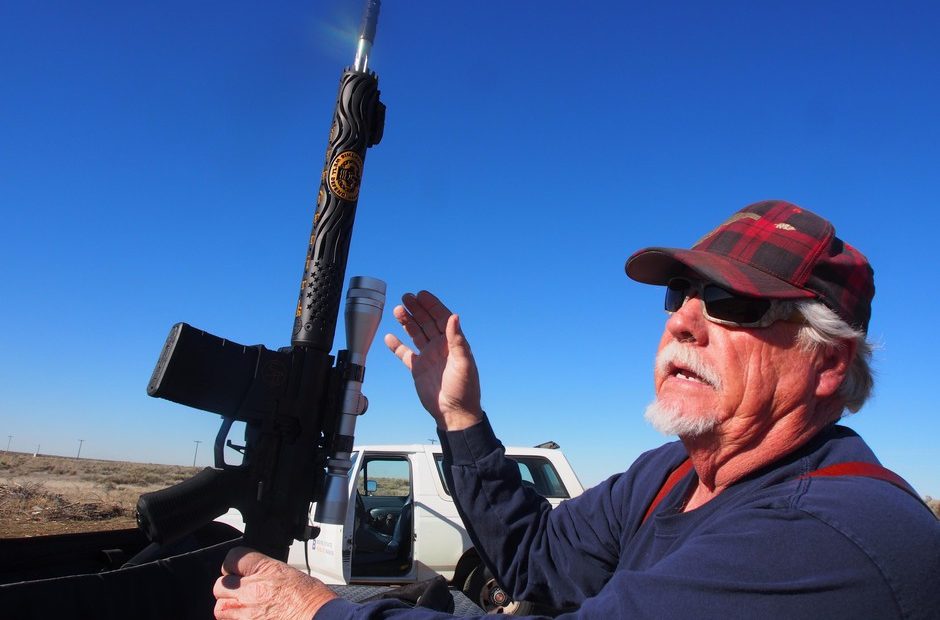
[354,0,381,72]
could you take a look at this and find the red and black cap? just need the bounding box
[626,200,875,333]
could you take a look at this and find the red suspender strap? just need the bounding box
[641,457,693,525]
[641,459,926,528]
[800,461,922,502]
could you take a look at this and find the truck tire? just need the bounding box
[463,564,536,615]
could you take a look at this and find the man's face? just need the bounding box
[648,296,819,438]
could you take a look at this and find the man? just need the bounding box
[214,200,939,619]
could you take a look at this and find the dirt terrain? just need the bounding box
[0,452,198,538]
[2,451,937,540]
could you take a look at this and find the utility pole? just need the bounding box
[6,435,12,452]
[193,440,202,467]
[77,439,85,459]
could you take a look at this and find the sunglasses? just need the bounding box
[665,277,796,328]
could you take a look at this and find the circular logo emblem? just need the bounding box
[328,151,363,201]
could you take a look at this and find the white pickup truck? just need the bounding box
[218,441,583,613]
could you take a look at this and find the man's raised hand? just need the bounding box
[384,290,483,431]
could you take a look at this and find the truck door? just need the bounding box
[350,453,415,581]
[304,451,362,584]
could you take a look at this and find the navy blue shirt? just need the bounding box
[318,419,940,619]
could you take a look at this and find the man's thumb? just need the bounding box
[222,546,269,577]
[446,314,467,348]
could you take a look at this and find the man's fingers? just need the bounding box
[402,292,442,339]
[415,290,453,333]
[389,290,454,363]
[393,304,429,350]
[214,596,244,620]
[213,575,245,620]
[384,333,414,370]
[213,574,241,599]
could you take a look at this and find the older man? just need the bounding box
[214,201,939,619]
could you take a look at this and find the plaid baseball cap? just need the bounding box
[625,200,875,332]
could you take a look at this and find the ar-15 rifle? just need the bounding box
[136,0,387,561]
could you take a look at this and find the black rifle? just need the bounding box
[137,0,387,561]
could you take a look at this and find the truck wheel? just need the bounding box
[463,564,536,615]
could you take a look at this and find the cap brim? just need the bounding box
[626,247,817,300]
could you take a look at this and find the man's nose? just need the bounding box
[665,296,709,344]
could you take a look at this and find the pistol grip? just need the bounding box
[136,467,246,545]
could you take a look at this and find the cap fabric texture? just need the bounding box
[626,200,875,332]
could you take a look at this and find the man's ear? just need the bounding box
[815,338,857,400]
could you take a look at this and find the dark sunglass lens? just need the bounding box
[665,279,691,312]
[703,285,771,324]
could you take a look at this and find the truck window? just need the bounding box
[351,454,413,579]
[434,455,569,499]
[358,456,410,497]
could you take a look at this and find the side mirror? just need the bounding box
[365,480,378,496]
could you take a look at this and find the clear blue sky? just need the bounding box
[2,1,938,496]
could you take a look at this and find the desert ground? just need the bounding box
[1,451,937,540]
[0,451,198,538]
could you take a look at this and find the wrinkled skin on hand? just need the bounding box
[213,547,337,620]
[384,290,484,431]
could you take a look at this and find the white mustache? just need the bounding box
[656,341,722,389]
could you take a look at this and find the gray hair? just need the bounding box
[784,300,875,415]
